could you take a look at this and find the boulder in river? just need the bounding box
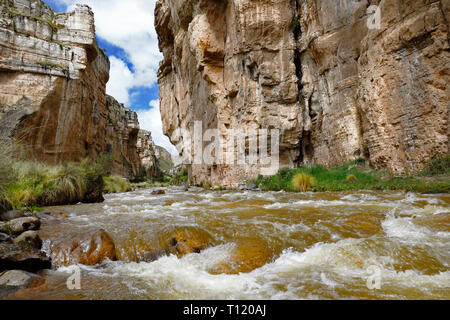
[0,210,26,222]
[13,231,43,249]
[167,227,212,258]
[151,189,166,195]
[0,217,41,236]
[82,175,105,204]
[210,238,273,275]
[0,242,51,273]
[50,229,117,267]
[0,270,44,289]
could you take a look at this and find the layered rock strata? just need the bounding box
[0,0,147,179]
[155,0,449,187]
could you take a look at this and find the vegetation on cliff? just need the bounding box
[254,157,450,193]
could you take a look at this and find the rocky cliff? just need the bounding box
[155,0,449,187]
[0,0,145,179]
[137,130,162,178]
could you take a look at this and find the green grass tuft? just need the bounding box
[103,176,134,194]
[420,154,450,176]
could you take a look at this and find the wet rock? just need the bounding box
[0,199,12,216]
[211,238,272,275]
[82,176,105,204]
[167,227,213,258]
[0,217,41,236]
[0,233,11,243]
[37,210,69,220]
[0,242,51,273]
[50,229,117,267]
[1,210,26,221]
[13,231,43,249]
[151,189,166,195]
[0,270,43,289]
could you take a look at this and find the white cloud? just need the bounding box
[57,0,177,155]
[137,100,178,156]
[107,56,134,105]
[61,0,161,104]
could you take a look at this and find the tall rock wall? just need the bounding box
[0,0,145,179]
[155,0,449,187]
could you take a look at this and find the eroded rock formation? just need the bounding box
[155,0,449,187]
[0,0,147,179]
[137,130,162,178]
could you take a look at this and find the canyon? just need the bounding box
[0,0,159,179]
[155,0,449,187]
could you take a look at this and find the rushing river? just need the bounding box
[5,188,450,300]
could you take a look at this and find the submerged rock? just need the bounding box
[0,242,51,273]
[167,227,213,258]
[151,190,166,195]
[0,270,44,289]
[37,210,69,220]
[210,238,272,275]
[50,229,117,267]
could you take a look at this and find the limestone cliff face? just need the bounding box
[0,0,145,178]
[137,130,162,178]
[105,95,142,178]
[156,0,449,186]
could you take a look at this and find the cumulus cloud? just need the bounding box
[55,0,177,154]
[107,56,134,105]
[61,0,162,104]
[137,100,178,156]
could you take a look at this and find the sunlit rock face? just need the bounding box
[0,0,144,178]
[156,0,448,187]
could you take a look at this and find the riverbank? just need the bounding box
[253,157,449,193]
[1,153,448,210]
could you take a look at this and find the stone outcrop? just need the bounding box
[0,0,148,179]
[154,145,175,174]
[137,130,162,178]
[49,229,116,267]
[155,0,449,187]
[105,95,142,178]
[0,211,50,273]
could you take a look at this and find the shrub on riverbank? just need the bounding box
[420,154,450,176]
[255,159,450,192]
[0,154,111,209]
[170,168,189,185]
[103,176,134,194]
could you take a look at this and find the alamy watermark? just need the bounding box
[367,5,381,30]
[173,121,281,175]
[366,265,382,290]
[66,265,81,290]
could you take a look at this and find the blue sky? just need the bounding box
[45,0,177,155]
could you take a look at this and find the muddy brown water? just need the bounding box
[3,188,450,300]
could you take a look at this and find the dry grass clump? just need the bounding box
[292,172,315,192]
